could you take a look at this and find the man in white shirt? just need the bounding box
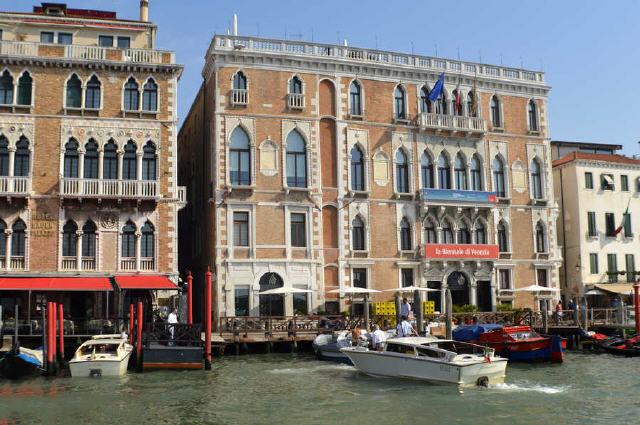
[400,298,412,319]
[396,316,416,338]
[167,308,178,344]
[371,324,386,351]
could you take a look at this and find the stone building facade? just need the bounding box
[0,3,184,316]
[178,35,561,321]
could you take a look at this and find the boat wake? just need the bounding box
[491,382,569,394]
[268,364,355,375]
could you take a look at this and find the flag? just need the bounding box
[614,198,632,235]
[454,78,461,114]
[428,73,445,102]
[470,70,478,116]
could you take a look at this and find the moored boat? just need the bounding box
[312,330,370,363]
[597,334,640,357]
[341,336,507,386]
[0,344,44,380]
[68,335,133,377]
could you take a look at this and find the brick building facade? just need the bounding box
[178,35,561,321]
[0,3,184,318]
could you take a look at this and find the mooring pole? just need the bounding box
[204,267,212,370]
[58,304,64,360]
[128,303,135,344]
[394,293,401,325]
[445,289,453,340]
[187,271,193,325]
[415,289,424,335]
[42,304,48,372]
[136,301,143,371]
[51,302,57,367]
[634,283,640,335]
[46,302,52,371]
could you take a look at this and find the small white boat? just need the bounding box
[69,335,133,377]
[313,331,367,363]
[341,337,508,387]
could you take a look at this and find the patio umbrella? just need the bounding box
[259,287,312,295]
[383,286,440,293]
[585,289,607,296]
[513,284,560,292]
[327,287,380,295]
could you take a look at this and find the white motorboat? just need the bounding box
[313,330,369,363]
[341,337,508,386]
[69,335,133,377]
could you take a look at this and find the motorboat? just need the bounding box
[453,325,564,363]
[0,343,44,380]
[69,335,133,377]
[313,330,370,363]
[597,334,640,357]
[341,336,507,386]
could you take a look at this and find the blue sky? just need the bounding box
[5,1,640,153]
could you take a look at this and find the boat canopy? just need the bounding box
[452,324,503,342]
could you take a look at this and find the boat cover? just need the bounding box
[452,324,503,342]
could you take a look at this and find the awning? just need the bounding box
[602,174,614,185]
[0,277,113,291]
[594,283,634,295]
[114,275,179,290]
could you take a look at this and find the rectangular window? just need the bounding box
[234,287,249,317]
[584,172,593,189]
[57,33,73,45]
[605,213,616,237]
[587,212,597,237]
[589,253,598,274]
[624,212,632,237]
[622,175,629,191]
[626,254,635,283]
[536,269,548,287]
[233,212,249,247]
[353,269,367,288]
[293,291,308,315]
[98,35,114,47]
[499,269,511,290]
[401,269,414,287]
[290,213,306,247]
[40,32,54,43]
[0,30,3,41]
[117,36,131,49]
[601,174,615,191]
[607,254,618,283]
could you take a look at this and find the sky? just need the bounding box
[4,0,640,154]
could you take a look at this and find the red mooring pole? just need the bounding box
[136,301,143,370]
[204,267,212,370]
[187,271,193,325]
[58,304,64,360]
[46,302,54,367]
[50,302,57,365]
[129,303,135,344]
[634,283,640,335]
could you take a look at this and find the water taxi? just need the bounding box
[69,335,133,377]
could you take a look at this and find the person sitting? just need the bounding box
[396,315,416,337]
[371,324,385,351]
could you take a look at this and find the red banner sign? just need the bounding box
[424,244,499,260]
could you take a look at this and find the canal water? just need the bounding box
[0,352,637,424]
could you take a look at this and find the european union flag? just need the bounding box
[428,73,445,102]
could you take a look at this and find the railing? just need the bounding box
[0,176,30,196]
[231,89,248,105]
[1,318,122,337]
[120,258,137,271]
[123,48,163,64]
[81,257,96,271]
[145,323,202,347]
[140,258,155,271]
[0,41,38,57]
[61,257,77,271]
[60,178,159,200]
[64,45,106,61]
[419,113,486,134]
[61,256,97,271]
[287,93,304,109]
[213,35,545,84]
[118,257,156,272]
[9,256,25,270]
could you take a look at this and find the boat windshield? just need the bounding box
[80,343,119,356]
[510,331,539,340]
[415,346,446,359]
[385,343,415,355]
[431,341,486,356]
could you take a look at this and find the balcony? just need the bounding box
[60,178,160,201]
[419,113,486,136]
[120,257,155,272]
[287,93,304,110]
[0,256,26,271]
[61,256,97,271]
[0,176,30,198]
[231,89,248,106]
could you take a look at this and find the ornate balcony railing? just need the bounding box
[0,176,30,196]
[231,89,248,106]
[123,48,164,64]
[64,45,106,61]
[287,93,304,109]
[61,256,97,271]
[60,178,159,200]
[0,41,38,57]
[120,258,137,271]
[419,113,486,135]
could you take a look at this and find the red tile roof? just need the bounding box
[552,152,640,167]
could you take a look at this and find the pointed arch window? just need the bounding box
[0,136,8,176]
[421,151,434,189]
[493,156,506,198]
[142,141,157,181]
[14,137,29,177]
[64,139,79,178]
[531,158,543,199]
[441,220,454,244]
[65,74,82,108]
[85,75,101,109]
[289,76,303,94]
[458,222,471,244]
[475,222,486,244]
[424,219,437,243]
[349,81,362,116]
[528,99,538,131]
[491,95,502,128]
[84,139,98,179]
[0,220,6,257]
[11,219,26,257]
[62,220,78,257]
[121,221,136,258]
[394,85,406,119]
[436,91,447,115]
[466,91,476,117]
[400,217,412,251]
[124,77,139,111]
[437,152,451,189]
[352,216,365,251]
[17,72,32,106]
[350,145,365,191]
[470,155,483,191]
[82,221,97,258]
[497,221,509,252]
[142,78,158,112]
[395,149,409,193]
[454,153,468,190]
[103,140,118,180]
[141,221,155,258]
[286,130,307,188]
[535,221,546,253]
[229,127,251,186]
[0,70,13,105]
[233,71,247,90]
[420,86,431,113]
[122,141,137,180]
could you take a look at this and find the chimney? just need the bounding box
[232,14,238,36]
[140,0,149,22]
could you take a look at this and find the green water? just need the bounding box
[0,352,637,424]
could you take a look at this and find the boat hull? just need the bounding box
[0,353,42,380]
[487,336,564,363]
[341,349,507,386]
[69,352,131,377]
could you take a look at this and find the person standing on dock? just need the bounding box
[400,298,412,319]
[168,308,178,345]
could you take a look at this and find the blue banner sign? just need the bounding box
[421,189,498,204]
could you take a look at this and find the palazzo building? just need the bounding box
[0,2,184,318]
[178,33,560,320]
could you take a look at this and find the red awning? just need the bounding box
[0,277,113,291]
[114,275,179,290]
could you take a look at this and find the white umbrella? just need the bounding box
[514,284,560,292]
[328,287,380,295]
[259,287,313,295]
[383,286,440,293]
[585,289,607,296]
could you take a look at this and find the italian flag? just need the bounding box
[614,199,632,235]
